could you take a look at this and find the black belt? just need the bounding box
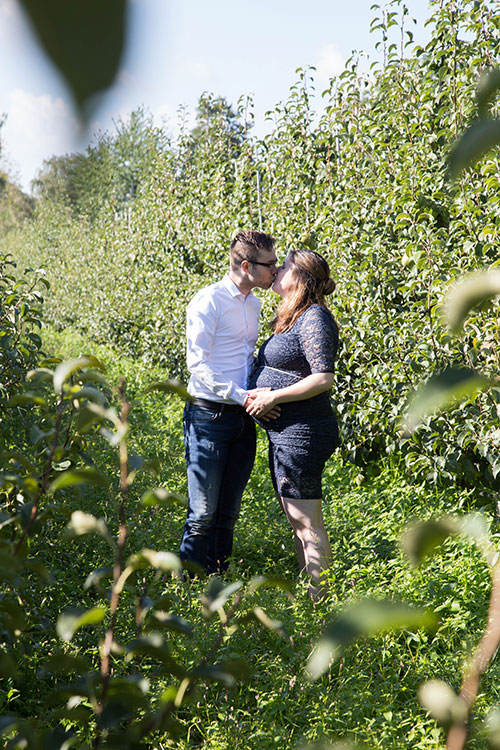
[191,397,245,413]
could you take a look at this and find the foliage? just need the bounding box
[1,319,499,748]
[6,0,500,490]
[0,173,34,235]
[0,267,292,748]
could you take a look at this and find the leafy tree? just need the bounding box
[31,153,86,208]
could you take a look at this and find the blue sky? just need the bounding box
[0,0,433,192]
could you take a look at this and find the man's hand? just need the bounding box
[245,389,280,421]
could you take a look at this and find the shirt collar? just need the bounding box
[222,273,254,300]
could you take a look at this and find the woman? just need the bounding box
[246,248,339,599]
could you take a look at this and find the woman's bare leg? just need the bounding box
[281,496,332,599]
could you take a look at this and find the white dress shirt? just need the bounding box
[186,274,261,405]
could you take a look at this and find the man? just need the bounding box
[180,229,278,575]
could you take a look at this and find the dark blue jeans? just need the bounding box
[180,402,256,574]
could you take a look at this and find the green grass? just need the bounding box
[14,324,499,749]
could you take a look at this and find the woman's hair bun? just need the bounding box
[323,278,336,295]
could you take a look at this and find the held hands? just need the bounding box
[244,388,280,421]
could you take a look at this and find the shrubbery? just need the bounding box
[4,0,500,488]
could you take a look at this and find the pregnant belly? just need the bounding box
[251,365,302,390]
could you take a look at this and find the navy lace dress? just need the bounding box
[249,304,339,499]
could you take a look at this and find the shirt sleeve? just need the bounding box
[299,306,338,374]
[186,292,248,405]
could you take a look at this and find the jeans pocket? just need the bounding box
[190,406,218,423]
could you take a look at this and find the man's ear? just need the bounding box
[240,259,250,274]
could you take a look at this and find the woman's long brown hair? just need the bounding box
[271,249,336,334]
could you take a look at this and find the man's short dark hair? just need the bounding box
[230,230,275,265]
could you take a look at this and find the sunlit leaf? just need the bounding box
[147,379,192,401]
[71,386,108,406]
[84,566,113,591]
[127,549,182,573]
[140,487,187,508]
[8,392,47,407]
[418,679,468,725]
[248,575,294,595]
[18,0,128,119]
[460,512,498,568]
[402,367,493,435]
[449,119,500,179]
[401,518,458,566]
[444,270,500,332]
[56,607,107,641]
[53,356,106,394]
[50,467,110,492]
[485,708,500,749]
[306,599,435,680]
[64,510,109,541]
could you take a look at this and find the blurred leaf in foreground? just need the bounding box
[444,269,500,332]
[477,68,500,117]
[401,518,458,566]
[306,599,435,680]
[18,0,128,119]
[418,679,468,726]
[449,119,500,179]
[402,367,493,435]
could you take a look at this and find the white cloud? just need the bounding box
[177,58,212,83]
[313,43,346,86]
[2,89,80,191]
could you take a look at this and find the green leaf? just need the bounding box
[71,386,108,406]
[0,716,18,734]
[53,356,106,394]
[64,511,109,540]
[460,513,498,568]
[0,651,17,678]
[126,549,182,573]
[147,379,192,401]
[242,606,289,638]
[248,575,294,595]
[191,661,251,687]
[24,558,51,581]
[140,487,187,508]
[125,633,172,664]
[306,599,436,680]
[8,392,47,407]
[43,652,91,675]
[74,406,102,433]
[84,566,113,591]
[401,518,458,566]
[18,0,128,118]
[50,467,110,492]
[477,68,500,117]
[402,367,493,435]
[147,611,193,637]
[201,578,243,617]
[449,119,500,179]
[444,269,500,331]
[56,607,107,641]
[418,680,468,725]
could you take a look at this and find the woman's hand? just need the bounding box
[245,389,278,418]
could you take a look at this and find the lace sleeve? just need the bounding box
[299,306,338,373]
